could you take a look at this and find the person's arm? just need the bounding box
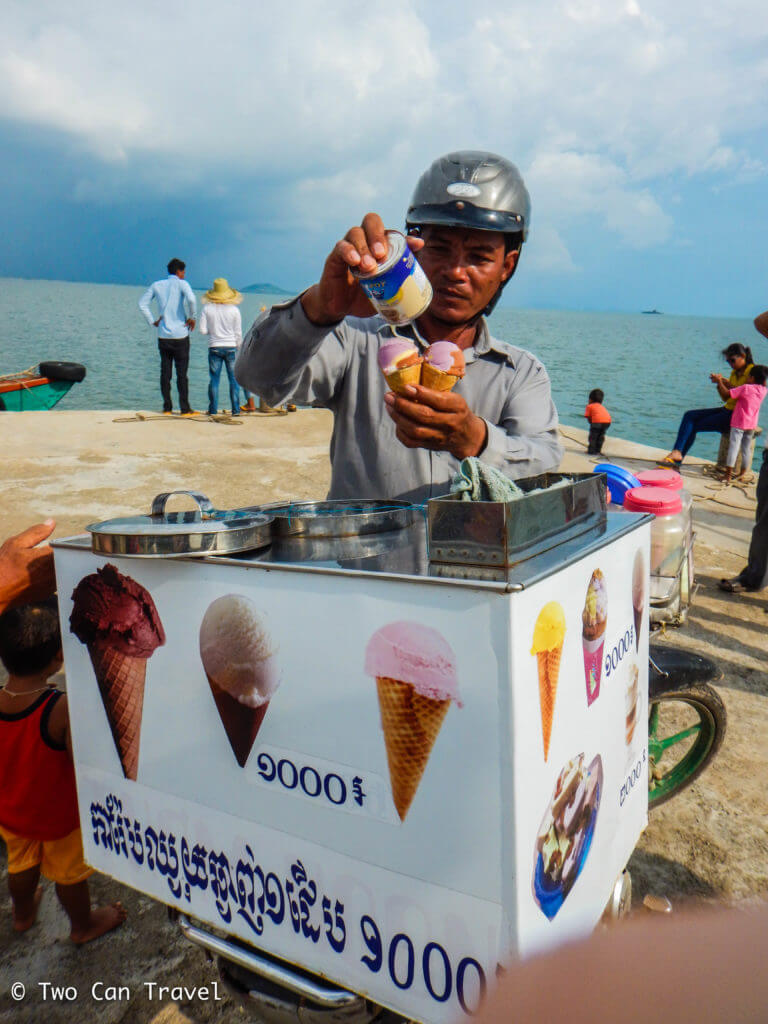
[183,281,196,330]
[716,377,733,401]
[754,311,768,340]
[0,521,56,614]
[233,307,242,347]
[47,691,70,752]
[138,285,158,328]
[235,300,353,408]
[198,306,209,336]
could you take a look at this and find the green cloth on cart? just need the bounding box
[450,458,524,502]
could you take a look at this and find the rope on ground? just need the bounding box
[111,412,243,425]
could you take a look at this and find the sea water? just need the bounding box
[1,277,762,463]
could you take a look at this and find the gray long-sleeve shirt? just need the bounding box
[235,298,563,503]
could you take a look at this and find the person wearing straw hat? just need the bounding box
[200,278,244,417]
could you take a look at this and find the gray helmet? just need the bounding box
[406,150,530,241]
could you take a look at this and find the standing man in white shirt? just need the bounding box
[199,278,243,417]
[138,258,198,415]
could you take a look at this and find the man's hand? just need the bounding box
[754,311,768,340]
[0,520,57,614]
[301,213,425,326]
[186,318,196,331]
[384,385,488,459]
[153,318,161,327]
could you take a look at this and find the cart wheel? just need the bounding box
[648,683,726,808]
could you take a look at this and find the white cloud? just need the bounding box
[1,0,767,271]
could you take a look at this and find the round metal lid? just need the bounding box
[262,499,420,539]
[87,491,274,557]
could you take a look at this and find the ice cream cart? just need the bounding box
[53,475,650,1024]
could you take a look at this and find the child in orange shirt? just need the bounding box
[585,389,612,455]
[0,598,126,942]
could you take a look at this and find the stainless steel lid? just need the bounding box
[261,499,420,539]
[87,491,274,557]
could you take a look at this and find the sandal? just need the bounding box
[718,578,749,593]
[656,456,683,468]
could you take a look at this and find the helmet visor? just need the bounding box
[406,201,526,237]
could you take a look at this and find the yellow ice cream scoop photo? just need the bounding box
[531,602,566,761]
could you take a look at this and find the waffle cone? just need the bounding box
[633,606,643,650]
[421,363,460,392]
[536,645,562,761]
[384,362,422,395]
[376,677,450,821]
[207,674,269,767]
[88,642,147,781]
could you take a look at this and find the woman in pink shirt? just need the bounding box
[724,364,768,483]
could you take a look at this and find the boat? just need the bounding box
[641,309,663,315]
[0,361,86,411]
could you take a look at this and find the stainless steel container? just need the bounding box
[427,472,607,568]
[87,491,274,558]
[262,499,421,539]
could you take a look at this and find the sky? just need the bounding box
[1,0,767,316]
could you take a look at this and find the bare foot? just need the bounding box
[70,901,127,944]
[13,886,43,932]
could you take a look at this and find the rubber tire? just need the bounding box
[38,361,86,383]
[648,682,726,809]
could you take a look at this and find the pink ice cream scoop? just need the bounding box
[377,339,422,375]
[423,341,465,376]
[364,621,462,704]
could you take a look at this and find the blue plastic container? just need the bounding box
[593,463,641,506]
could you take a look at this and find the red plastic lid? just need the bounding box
[624,486,683,515]
[636,469,683,490]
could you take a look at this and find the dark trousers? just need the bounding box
[736,449,768,589]
[588,423,609,454]
[158,337,191,413]
[672,406,731,459]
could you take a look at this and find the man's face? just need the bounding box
[176,268,186,279]
[415,226,518,324]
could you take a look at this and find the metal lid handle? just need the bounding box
[151,491,216,519]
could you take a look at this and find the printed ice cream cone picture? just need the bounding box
[530,603,566,762]
[532,753,603,921]
[199,595,280,768]
[421,342,466,391]
[632,550,645,652]
[365,621,462,821]
[625,663,639,746]
[582,569,607,706]
[70,563,166,781]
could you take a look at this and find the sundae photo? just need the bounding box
[365,621,461,821]
[632,550,645,651]
[530,602,566,761]
[421,341,466,391]
[70,563,166,781]
[532,753,603,920]
[626,663,639,746]
[582,569,607,706]
[199,595,280,767]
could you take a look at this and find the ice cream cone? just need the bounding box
[420,363,459,391]
[88,641,147,781]
[207,675,269,767]
[385,362,422,395]
[633,606,643,651]
[376,676,450,820]
[537,646,562,761]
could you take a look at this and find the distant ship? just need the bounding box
[641,309,663,315]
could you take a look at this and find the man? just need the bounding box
[719,308,768,593]
[236,151,563,503]
[139,258,197,415]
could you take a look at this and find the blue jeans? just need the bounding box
[672,406,731,458]
[207,348,239,415]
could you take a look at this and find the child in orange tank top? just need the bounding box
[0,599,126,942]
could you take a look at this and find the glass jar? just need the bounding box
[624,487,686,602]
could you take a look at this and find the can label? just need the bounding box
[356,231,432,326]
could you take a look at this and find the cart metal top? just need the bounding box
[54,511,648,593]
